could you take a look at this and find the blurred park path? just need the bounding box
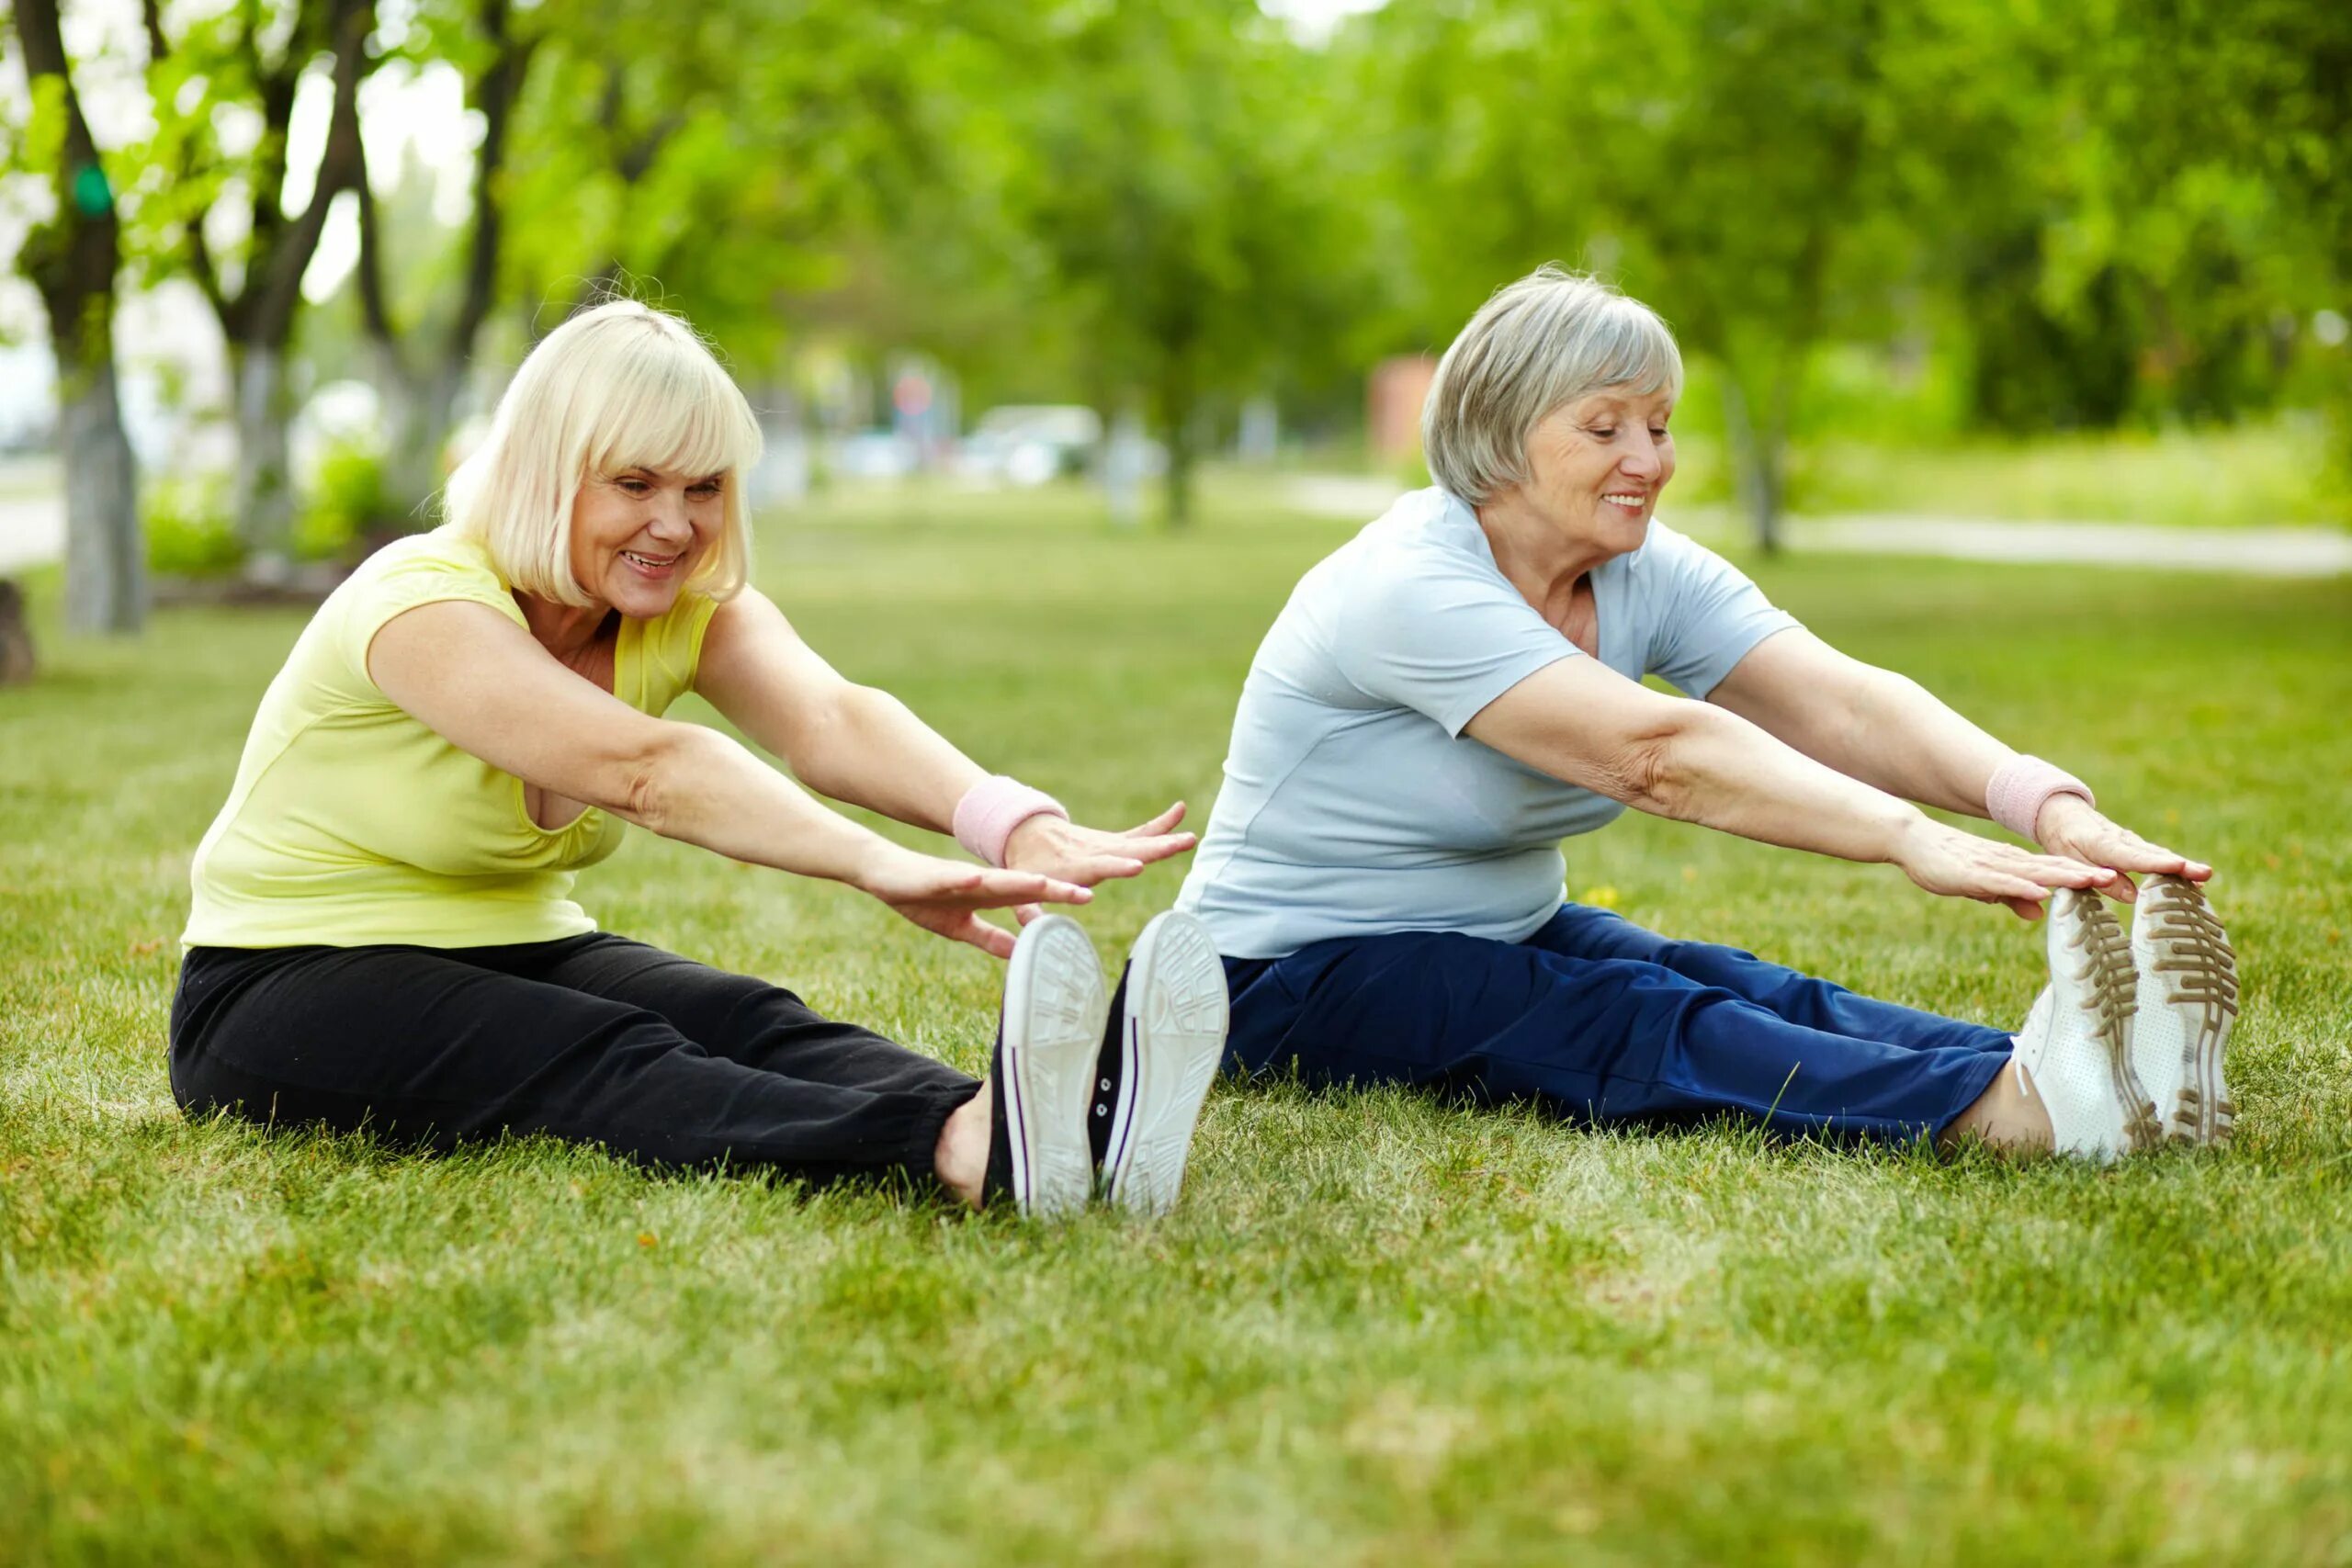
[1285,477,2352,578]
[1788,515,2352,577]
[6,468,2348,583]
[0,460,63,577]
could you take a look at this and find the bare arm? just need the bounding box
[1707,629,2211,897]
[1462,655,2109,917]
[695,588,988,832]
[695,590,1194,884]
[1705,629,2009,815]
[367,599,1089,956]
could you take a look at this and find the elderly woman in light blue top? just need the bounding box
[1176,266,2240,1160]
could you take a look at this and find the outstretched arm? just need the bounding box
[368,599,1091,957]
[1464,653,2113,919]
[693,589,1194,883]
[1706,629,2210,897]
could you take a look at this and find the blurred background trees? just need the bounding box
[3,0,2346,618]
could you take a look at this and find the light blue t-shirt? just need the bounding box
[1175,487,1799,958]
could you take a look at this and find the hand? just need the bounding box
[854,843,1091,959]
[1001,802,1196,924]
[2031,794,2211,903]
[1893,817,2116,920]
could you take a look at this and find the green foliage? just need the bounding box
[141,477,243,578]
[296,442,396,560]
[6,492,2351,1561]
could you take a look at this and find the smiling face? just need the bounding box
[566,466,728,619]
[1515,389,1678,557]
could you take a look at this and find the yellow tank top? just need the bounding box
[184,526,717,950]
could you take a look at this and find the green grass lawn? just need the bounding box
[1786,420,2349,530]
[5,490,2351,1565]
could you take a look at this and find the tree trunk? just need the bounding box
[1719,372,1785,556]
[60,361,145,633]
[370,344,466,525]
[14,0,144,634]
[232,344,296,572]
[0,580,35,684]
[1156,356,1199,529]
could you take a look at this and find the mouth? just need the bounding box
[1601,491,1649,513]
[619,548,684,576]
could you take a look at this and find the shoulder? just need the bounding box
[1619,517,1765,602]
[1329,488,1517,619]
[337,527,521,619]
[640,586,723,660]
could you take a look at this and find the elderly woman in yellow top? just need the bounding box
[173,301,1229,1218]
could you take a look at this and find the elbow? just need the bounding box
[616,721,708,835]
[1610,705,1713,820]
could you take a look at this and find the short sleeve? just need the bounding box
[1329,543,1578,737]
[331,540,527,697]
[1640,525,1799,698]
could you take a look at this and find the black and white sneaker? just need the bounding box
[981,915,1109,1218]
[1088,911,1229,1216]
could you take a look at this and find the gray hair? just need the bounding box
[1420,265,1684,504]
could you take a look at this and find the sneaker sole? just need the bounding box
[2054,888,2164,1156]
[2132,874,2238,1145]
[1102,911,1228,1217]
[1001,916,1109,1218]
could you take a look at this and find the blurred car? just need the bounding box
[827,429,922,481]
[956,404,1103,486]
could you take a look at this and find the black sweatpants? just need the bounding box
[170,934,982,1186]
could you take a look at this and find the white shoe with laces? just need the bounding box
[2010,887,2162,1161]
[988,915,1111,1218]
[2129,874,2239,1145]
[1091,911,1229,1216]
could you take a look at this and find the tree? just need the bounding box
[1000,0,1359,525]
[141,0,373,570]
[1360,0,1915,552]
[353,0,537,518]
[8,0,145,633]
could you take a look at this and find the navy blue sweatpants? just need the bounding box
[1221,904,2015,1143]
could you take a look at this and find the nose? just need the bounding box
[1620,431,1665,482]
[644,487,693,542]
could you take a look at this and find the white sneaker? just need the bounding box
[2011,888,2161,1160]
[2129,874,2239,1145]
[989,915,1110,1218]
[1092,911,1229,1217]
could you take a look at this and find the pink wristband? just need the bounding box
[952,775,1068,867]
[1985,755,2094,840]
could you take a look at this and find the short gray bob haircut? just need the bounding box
[1420,265,1684,505]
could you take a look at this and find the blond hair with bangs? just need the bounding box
[1422,265,1685,506]
[445,299,762,607]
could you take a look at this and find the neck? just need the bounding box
[1474,488,1613,606]
[515,592,612,661]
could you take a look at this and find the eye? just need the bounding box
[615,476,650,494]
[688,479,724,499]
[1649,426,1670,439]
[1589,426,1618,439]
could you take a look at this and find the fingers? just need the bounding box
[959,867,1088,903]
[1012,902,1045,926]
[2009,850,2112,888]
[1117,832,1198,866]
[955,913,1019,960]
[1125,801,1187,835]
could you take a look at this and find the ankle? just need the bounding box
[1941,1057,2054,1156]
[934,1085,992,1210]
